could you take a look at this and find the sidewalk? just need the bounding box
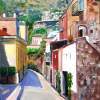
[34,71,65,100]
[0,84,17,100]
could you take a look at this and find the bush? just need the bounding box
[0,67,7,76]
[8,67,16,76]
[0,67,16,76]
[56,71,61,94]
[67,72,73,100]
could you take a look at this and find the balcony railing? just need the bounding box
[72,0,84,16]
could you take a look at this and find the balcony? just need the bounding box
[72,0,84,16]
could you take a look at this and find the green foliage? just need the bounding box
[67,73,73,90]
[67,72,73,100]
[27,64,41,74]
[18,9,42,44]
[56,71,61,93]
[27,39,46,59]
[0,67,7,76]
[0,0,5,15]
[8,67,16,76]
[28,28,47,44]
[27,29,33,44]
[27,48,39,55]
[32,28,47,36]
[19,9,42,27]
[38,40,46,57]
[0,67,16,76]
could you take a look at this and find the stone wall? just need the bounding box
[76,37,100,100]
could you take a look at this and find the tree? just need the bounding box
[18,8,42,29]
[18,8,42,44]
[37,40,46,57]
[0,0,5,15]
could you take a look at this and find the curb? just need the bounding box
[7,85,21,100]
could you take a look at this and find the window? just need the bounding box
[90,30,93,33]
[78,29,83,37]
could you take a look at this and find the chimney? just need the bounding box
[3,13,6,18]
[13,13,16,18]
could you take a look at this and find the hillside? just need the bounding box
[26,0,59,10]
[2,0,67,13]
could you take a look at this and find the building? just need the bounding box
[60,37,100,100]
[50,40,67,88]
[59,13,68,40]
[33,20,59,33]
[44,0,100,99]
[0,15,27,84]
[27,35,42,66]
[60,0,100,99]
[59,0,79,41]
[31,35,42,48]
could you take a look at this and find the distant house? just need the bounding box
[33,20,58,33]
[29,35,42,48]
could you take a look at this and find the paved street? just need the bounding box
[0,84,16,100]
[20,70,64,100]
[3,69,64,100]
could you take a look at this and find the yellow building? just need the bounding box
[0,17,27,83]
[0,36,27,83]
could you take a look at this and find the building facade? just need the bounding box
[44,0,100,99]
[0,15,27,84]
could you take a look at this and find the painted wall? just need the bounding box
[16,40,26,72]
[0,38,26,72]
[19,24,26,41]
[59,13,67,40]
[0,20,17,36]
[67,0,79,37]
[52,50,59,70]
[4,43,16,66]
[0,43,16,67]
[32,36,42,47]
[62,43,77,93]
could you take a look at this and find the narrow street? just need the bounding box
[0,0,100,100]
[6,69,64,100]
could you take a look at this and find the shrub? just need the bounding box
[8,67,16,76]
[0,67,16,76]
[56,71,61,94]
[0,67,7,76]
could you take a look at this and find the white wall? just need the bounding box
[62,43,77,93]
[4,44,16,67]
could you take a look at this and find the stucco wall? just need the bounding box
[0,43,16,67]
[67,0,79,37]
[0,20,17,35]
[62,43,77,93]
